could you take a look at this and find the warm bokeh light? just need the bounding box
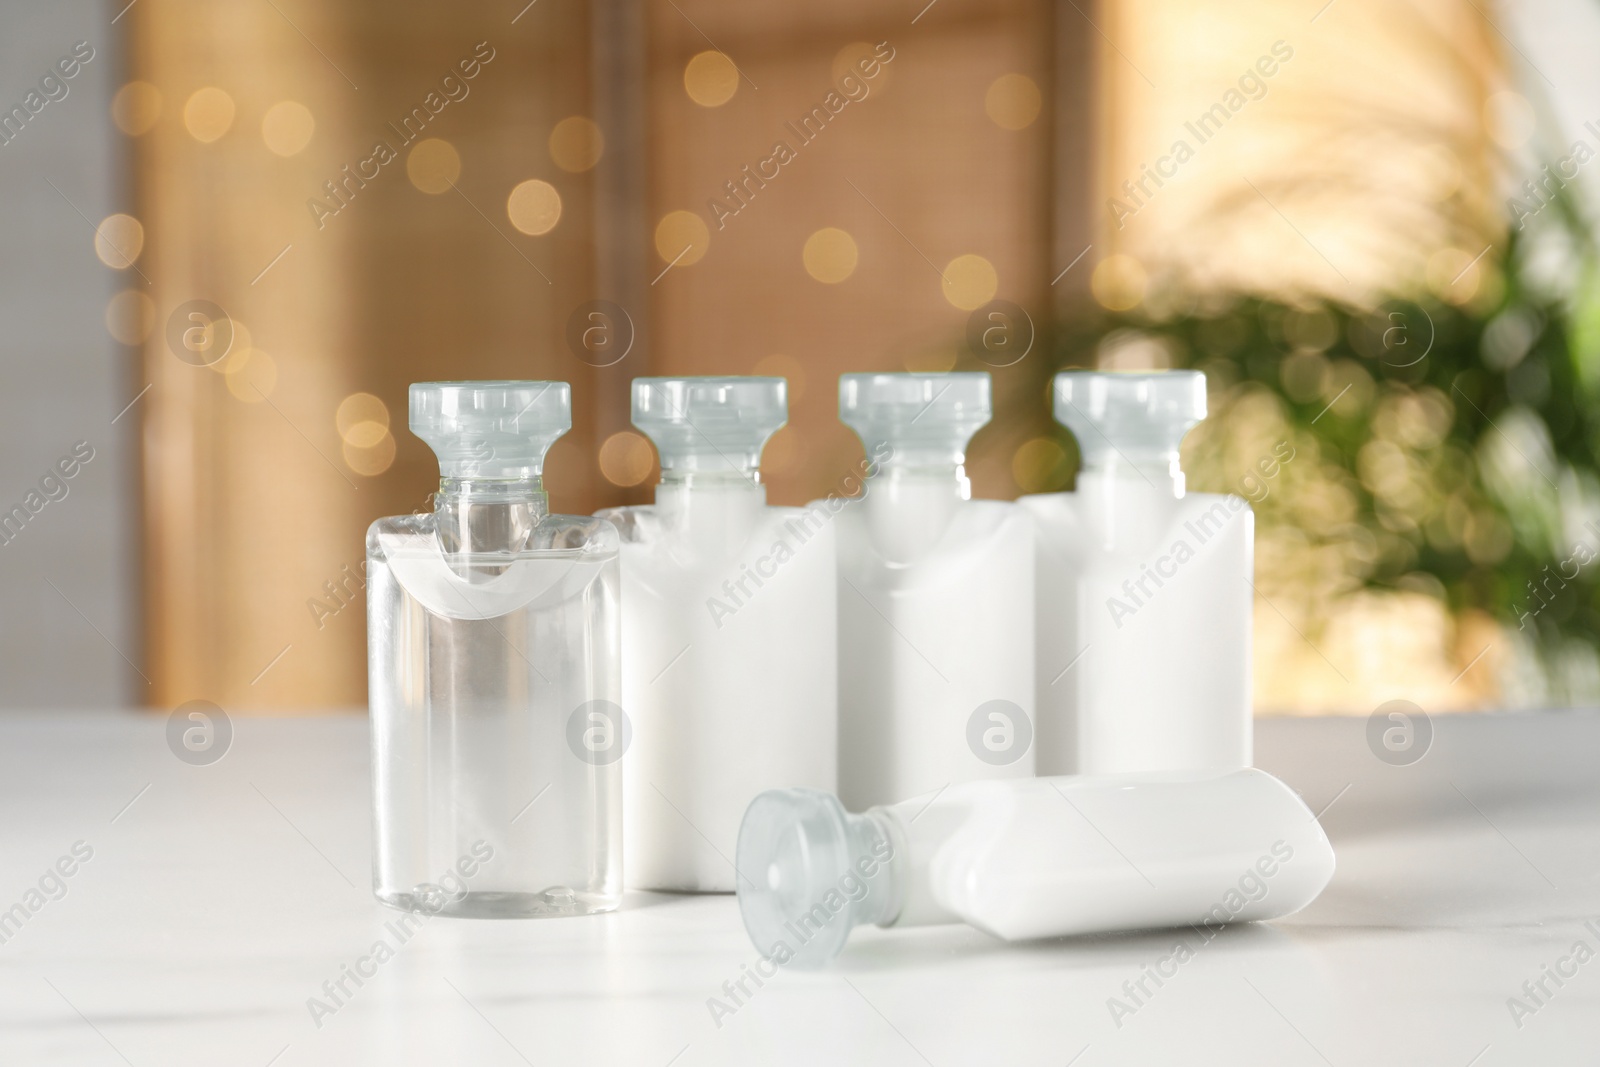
[224,348,277,402]
[752,353,806,405]
[985,73,1041,130]
[1091,254,1147,311]
[261,100,315,157]
[336,392,390,444]
[803,227,858,284]
[105,290,156,345]
[93,214,144,269]
[832,42,891,93]
[941,254,998,310]
[684,51,739,107]
[406,138,461,194]
[343,431,396,476]
[506,179,563,236]
[183,87,235,143]
[1426,246,1483,306]
[111,81,161,136]
[204,319,249,375]
[549,116,604,172]
[598,431,654,487]
[1011,437,1070,493]
[654,210,710,266]
[1484,90,1534,150]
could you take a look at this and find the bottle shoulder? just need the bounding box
[367,511,618,560]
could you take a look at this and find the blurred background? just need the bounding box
[4,0,1597,716]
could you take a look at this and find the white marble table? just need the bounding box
[0,709,1596,1065]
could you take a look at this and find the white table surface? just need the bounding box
[1,709,1596,1066]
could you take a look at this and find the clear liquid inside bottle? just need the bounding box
[368,382,622,917]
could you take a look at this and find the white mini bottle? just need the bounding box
[831,373,1034,811]
[1021,371,1253,775]
[598,377,836,892]
[736,768,1334,965]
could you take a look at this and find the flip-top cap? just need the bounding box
[839,372,991,467]
[632,376,786,473]
[1053,371,1205,469]
[410,381,571,479]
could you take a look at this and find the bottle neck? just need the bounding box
[844,809,903,928]
[658,467,763,492]
[434,476,548,558]
[655,467,766,543]
[866,462,970,498]
[1077,452,1185,497]
[861,464,968,562]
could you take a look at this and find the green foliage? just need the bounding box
[1044,245,1600,697]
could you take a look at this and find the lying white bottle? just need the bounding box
[1021,371,1254,775]
[736,768,1334,965]
[831,372,1035,811]
[598,377,837,892]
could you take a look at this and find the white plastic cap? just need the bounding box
[410,381,571,479]
[632,376,786,473]
[839,372,991,468]
[1053,370,1205,472]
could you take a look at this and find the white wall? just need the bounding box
[0,1,138,707]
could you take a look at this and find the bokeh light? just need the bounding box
[507,179,563,236]
[94,214,144,269]
[598,431,655,487]
[406,139,461,194]
[105,290,156,346]
[985,73,1041,130]
[344,432,396,476]
[336,393,390,447]
[654,210,710,266]
[224,348,277,402]
[549,116,604,172]
[183,87,235,143]
[112,82,161,136]
[803,228,858,284]
[1091,254,1147,311]
[261,101,315,157]
[684,51,739,107]
[752,353,806,405]
[832,42,891,93]
[941,254,998,310]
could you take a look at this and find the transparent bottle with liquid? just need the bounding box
[831,373,1034,811]
[368,381,622,917]
[597,377,836,892]
[736,768,1335,965]
[1020,370,1252,775]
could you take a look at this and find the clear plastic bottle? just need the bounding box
[598,376,837,892]
[368,381,622,918]
[736,768,1334,966]
[1021,371,1252,775]
[831,372,1035,811]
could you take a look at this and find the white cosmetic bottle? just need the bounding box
[831,373,1035,811]
[598,377,837,892]
[1021,371,1253,775]
[736,768,1334,965]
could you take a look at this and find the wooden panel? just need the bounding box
[641,0,1061,507]
[133,1,606,710]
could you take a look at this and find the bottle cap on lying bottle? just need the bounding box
[839,372,991,469]
[410,381,571,480]
[736,788,901,968]
[632,376,787,474]
[1053,370,1205,483]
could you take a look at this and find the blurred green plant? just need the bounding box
[1029,220,1600,706]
